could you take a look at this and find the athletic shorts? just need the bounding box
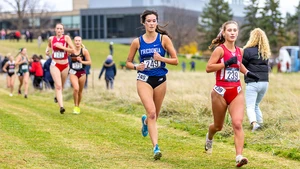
[137,72,166,89]
[213,85,242,105]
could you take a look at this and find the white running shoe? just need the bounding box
[9,93,13,97]
[205,133,213,154]
[236,155,248,167]
[252,123,261,132]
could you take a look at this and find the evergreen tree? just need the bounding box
[284,2,300,46]
[198,0,233,50]
[240,0,260,44]
[259,0,285,54]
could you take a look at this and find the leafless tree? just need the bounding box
[164,7,199,51]
[3,0,51,31]
[3,0,30,30]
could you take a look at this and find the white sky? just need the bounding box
[1,0,299,16]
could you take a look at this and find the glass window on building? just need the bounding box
[82,16,86,29]
[72,16,80,29]
[29,18,40,27]
[62,16,72,28]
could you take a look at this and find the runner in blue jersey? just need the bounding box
[126,10,178,160]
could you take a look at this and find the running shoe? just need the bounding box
[141,114,148,137]
[60,107,65,114]
[153,144,162,160]
[236,155,248,167]
[9,93,13,97]
[24,95,27,99]
[73,107,80,114]
[54,97,58,103]
[205,133,213,154]
[252,123,261,132]
[18,89,21,95]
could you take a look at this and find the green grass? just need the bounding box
[0,40,207,71]
[1,87,300,169]
[1,40,300,168]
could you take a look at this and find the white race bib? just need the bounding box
[8,69,14,73]
[69,69,77,75]
[53,51,65,59]
[137,73,149,82]
[22,65,28,70]
[225,67,240,82]
[213,85,226,96]
[72,62,82,69]
[144,58,161,69]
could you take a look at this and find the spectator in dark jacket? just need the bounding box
[242,28,271,132]
[43,56,54,89]
[99,55,116,89]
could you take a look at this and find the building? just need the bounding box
[80,6,200,43]
[81,0,244,43]
[0,0,88,38]
[0,0,245,42]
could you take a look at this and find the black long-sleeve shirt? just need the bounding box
[242,46,269,83]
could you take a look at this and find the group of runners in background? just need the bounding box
[2,23,92,115]
[1,9,271,168]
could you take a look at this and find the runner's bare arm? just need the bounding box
[206,47,225,73]
[126,38,140,70]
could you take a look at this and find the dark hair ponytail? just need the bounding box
[140,10,172,38]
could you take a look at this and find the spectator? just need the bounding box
[15,31,21,42]
[190,60,195,71]
[99,55,116,89]
[181,61,186,72]
[109,42,114,55]
[30,54,44,90]
[84,64,90,89]
[1,29,6,40]
[43,56,54,89]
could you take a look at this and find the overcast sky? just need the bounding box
[1,0,299,16]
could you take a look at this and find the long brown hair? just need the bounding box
[209,21,238,49]
[140,10,171,38]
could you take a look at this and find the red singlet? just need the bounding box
[51,35,69,60]
[215,44,242,87]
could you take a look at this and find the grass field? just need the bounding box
[0,40,300,168]
[0,40,207,71]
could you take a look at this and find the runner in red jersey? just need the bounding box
[204,21,259,168]
[45,23,75,114]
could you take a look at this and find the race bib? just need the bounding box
[53,51,65,59]
[225,67,240,82]
[69,69,77,75]
[72,62,82,69]
[137,73,149,82]
[213,85,226,96]
[8,69,14,73]
[22,65,28,70]
[144,58,161,69]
